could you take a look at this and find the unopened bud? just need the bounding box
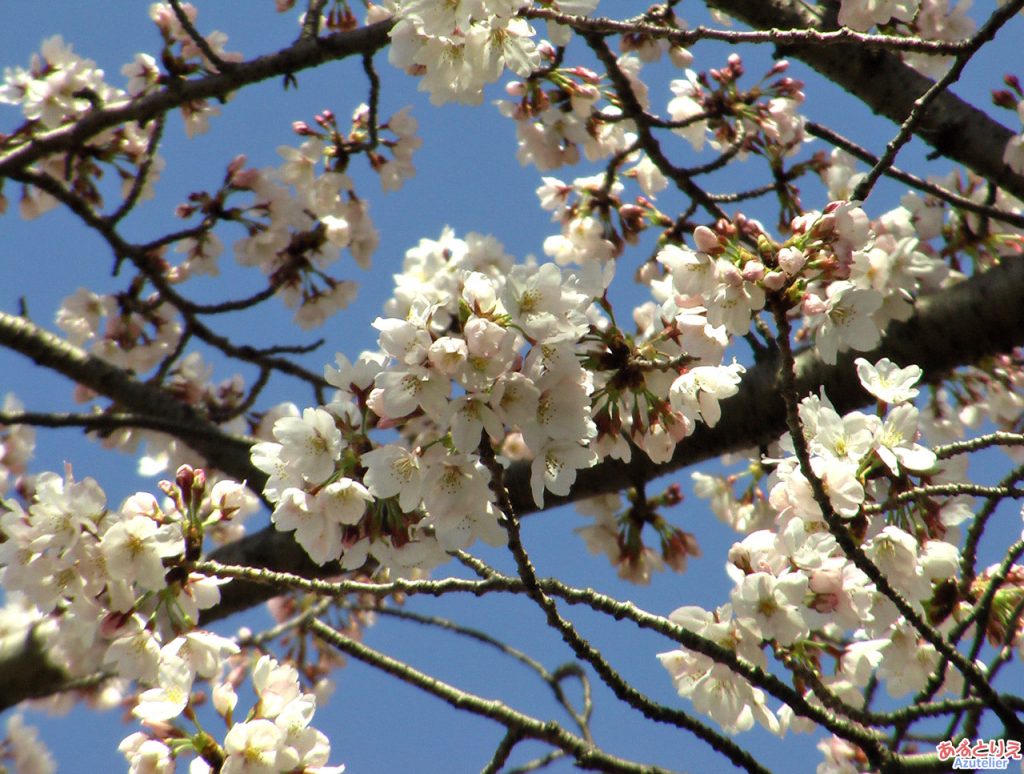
[176,464,195,494]
[993,89,1018,110]
[669,45,693,68]
[762,270,786,291]
[693,224,719,253]
[742,260,766,282]
[801,293,827,316]
[213,682,238,717]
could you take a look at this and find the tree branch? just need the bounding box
[703,0,1024,200]
[0,20,393,177]
[0,310,259,487]
[3,249,1023,713]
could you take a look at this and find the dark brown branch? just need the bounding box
[703,0,1024,200]
[0,311,259,488]
[806,122,1024,230]
[3,248,1023,725]
[0,21,393,177]
[851,0,1024,202]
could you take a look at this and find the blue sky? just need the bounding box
[2,3,1023,772]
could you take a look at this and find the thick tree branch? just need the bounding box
[0,20,393,177]
[0,311,259,487]
[703,0,1024,200]
[3,253,1023,714]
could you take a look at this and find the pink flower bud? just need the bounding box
[567,66,601,84]
[742,260,766,282]
[801,294,827,316]
[693,225,719,253]
[230,167,261,189]
[176,464,195,493]
[777,247,806,276]
[669,46,693,68]
[762,270,786,291]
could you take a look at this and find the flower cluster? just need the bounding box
[4,3,1024,771]
[0,35,164,217]
[837,0,976,76]
[496,57,638,172]
[652,198,949,367]
[385,0,588,105]
[668,55,807,161]
[1,713,56,774]
[56,287,183,373]
[123,654,343,774]
[0,458,343,772]
[659,358,995,736]
[252,228,610,572]
[0,466,242,683]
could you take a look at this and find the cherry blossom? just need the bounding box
[1,3,1024,772]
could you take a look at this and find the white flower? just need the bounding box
[501,263,589,343]
[222,719,284,774]
[55,287,110,345]
[271,407,344,484]
[373,316,432,365]
[446,395,505,452]
[272,482,370,567]
[161,631,240,679]
[864,526,931,602]
[804,403,877,465]
[490,372,541,429]
[105,626,161,683]
[1005,134,1024,176]
[731,572,810,646]
[876,625,943,697]
[133,657,193,722]
[320,477,373,525]
[369,366,449,420]
[252,655,302,719]
[814,458,866,518]
[669,363,745,427]
[705,262,766,336]
[360,445,423,512]
[691,662,781,735]
[119,733,173,774]
[530,440,598,507]
[811,281,883,365]
[668,72,708,151]
[422,452,492,519]
[325,351,387,399]
[875,404,936,474]
[101,515,184,592]
[855,357,923,403]
[658,243,719,297]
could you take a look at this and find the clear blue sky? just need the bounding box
[1,3,1022,772]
